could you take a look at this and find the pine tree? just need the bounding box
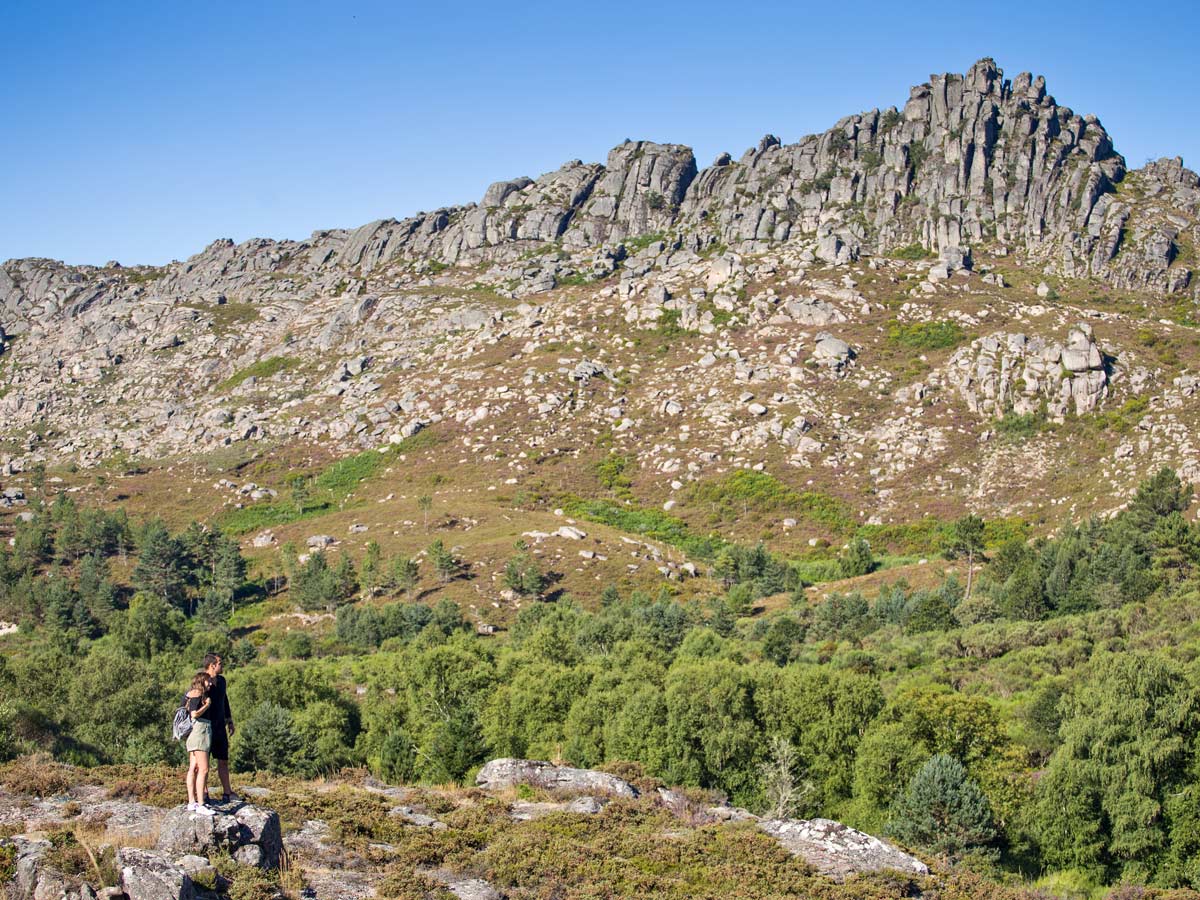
[503,552,545,597]
[237,702,301,774]
[839,537,876,578]
[360,541,382,596]
[212,535,248,601]
[429,540,461,583]
[886,753,995,858]
[946,514,986,600]
[132,519,187,611]
[390,557,420,597]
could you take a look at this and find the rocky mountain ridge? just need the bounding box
[1,57,1199,537]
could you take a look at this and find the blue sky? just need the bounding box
[3,0,1198,266]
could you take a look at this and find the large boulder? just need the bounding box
[117,848,194,900]
[758,818,928,881]
[156,804,281,870]
[475,758,638,799]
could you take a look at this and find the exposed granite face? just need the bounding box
[758,817,929,881]
[475,757,639,798]
[945,323,1110,418]
[0,56,1197,501]
[156,803,282,870]
[3,59,1194,341]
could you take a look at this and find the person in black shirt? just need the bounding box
[184,671,216,815]
[202,653,239,804]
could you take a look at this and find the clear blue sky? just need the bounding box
[3,0,1198,266]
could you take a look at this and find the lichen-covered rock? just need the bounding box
[945,324,1110,418]
[155,804,281,870]
[117,848,195,900]
[475,758,638,798]
[758,818,928,881]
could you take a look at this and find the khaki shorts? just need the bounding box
[186,719,212,753]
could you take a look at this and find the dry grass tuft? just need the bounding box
[0,754,76,798]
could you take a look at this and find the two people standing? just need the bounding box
[183,653,239,814]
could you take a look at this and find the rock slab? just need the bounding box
[758,817,928,881]
[156,804,282,870]
[475,758,638,798]
[117,848,195,900]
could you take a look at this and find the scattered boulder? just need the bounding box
[475,758,638,799]
[510,795,607,821]
[117,848,195,900]
[758,818,928,881]
[419,870,503,900]
[156,804,282,871]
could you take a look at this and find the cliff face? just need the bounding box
[3,58,1196,339]
[1,57,1198,520]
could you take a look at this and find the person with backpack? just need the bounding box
[183,671,216,815]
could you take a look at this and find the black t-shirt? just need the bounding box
[186,693,209,720]
[206,674,232,726]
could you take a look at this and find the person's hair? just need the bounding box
[190,672,211,694]
[202,653,222,670]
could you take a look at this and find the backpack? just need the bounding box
[172,700,193,741]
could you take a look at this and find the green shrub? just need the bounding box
[691,471,800,515]
[563,498,726,560]
[887,320,966,349]
[623,232,666,254]
[594,453,634,496]
[995,410,1048,442]
[217,356,296,392]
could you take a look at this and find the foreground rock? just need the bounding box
[758,818,928,881]
[156,803,282,870]
[118,848,195,900]
[475,758,638,798]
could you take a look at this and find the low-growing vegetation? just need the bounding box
[3,470,1200,891]
[216,356,297,392]
[887,320,968,350]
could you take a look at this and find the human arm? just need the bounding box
[222,678,235,734]
[189,694,212,719]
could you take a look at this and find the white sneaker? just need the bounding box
[187,802,197,811]
[194,804,216,816]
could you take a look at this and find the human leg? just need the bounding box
[187,752,200,806]
[210,726,235,800]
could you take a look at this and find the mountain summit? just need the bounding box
[0,57,1197,529]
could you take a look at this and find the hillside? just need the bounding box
[3,57,1200,900]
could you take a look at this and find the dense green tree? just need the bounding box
[117,592,189,659]
[887,754,996,858]
[236,702,302,773]
[503,552,546,597]
[761,616,806,666]
[1032,653,1200,884]
[1000,559,1046,620]
[133,519,188,611]
[67,645,171,764]
[375,729,419,784]
[757,666,884,807]
[291,552,356,612]
[390,556,420,597]
[810,592,874,642]
[839,538,876,579]
[663,658,762,805]
[428,540,462,583]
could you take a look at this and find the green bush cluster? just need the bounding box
[887,320,967,349]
